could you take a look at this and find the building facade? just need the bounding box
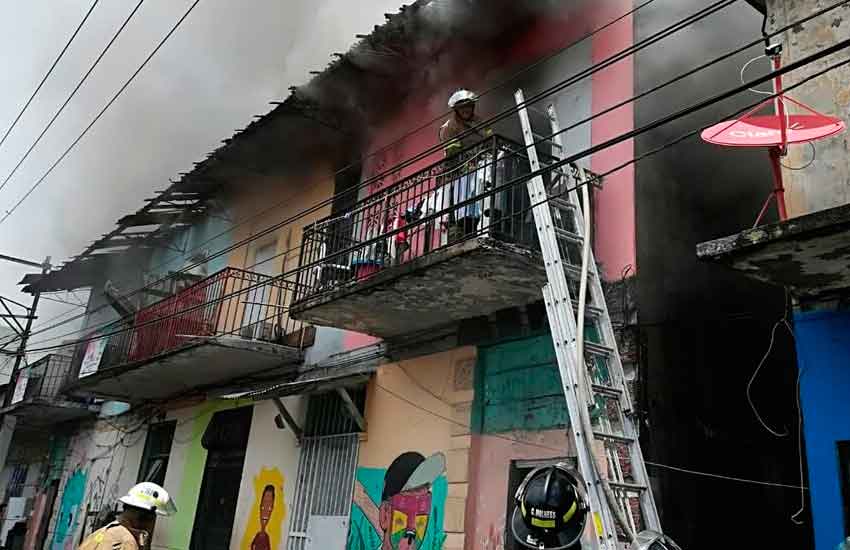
[0,1,825,549]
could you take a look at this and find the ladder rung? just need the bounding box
[592,431,635,444]
[548,197,576,211]
[608,481,648,493]
[591,384,623,397]
[584,341,613,356]
[554,227,582,243]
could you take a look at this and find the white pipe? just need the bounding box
[575,180,637,544]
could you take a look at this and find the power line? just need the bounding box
[0,0,101,151]
[0,0,146,195]
[0,0,202,225]
[13,0,745,344]
[13,0,849,352]
[375,381,809,490]
[18,40,850,355]
[61,0,668,294]
[42,0,839,351]
[644,461,806,490]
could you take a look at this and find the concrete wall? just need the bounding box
[766,0,850,216]
[793,308,850,550]
[349,347,476,550]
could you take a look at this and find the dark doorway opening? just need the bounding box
[189,406,254,550]
[839,440,850,538]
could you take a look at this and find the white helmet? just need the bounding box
[119,482,177,516]
[448,89,478,109]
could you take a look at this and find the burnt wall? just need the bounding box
[634,1,811,548]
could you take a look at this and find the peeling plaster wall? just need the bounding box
[766,0,850,216]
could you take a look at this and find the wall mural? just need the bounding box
[51,469,87,550]
[240,467,286,550]
[348,452,447,550]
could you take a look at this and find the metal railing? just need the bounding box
[9,353,76,404]
[294,134,562,306]
[71,267,307,376]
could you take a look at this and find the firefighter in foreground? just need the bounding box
[79,482,177,550]
[511,464,683,549]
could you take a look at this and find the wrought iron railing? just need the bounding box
[9,353,76,404]
[293,134,564,306]
[70,267,309,377]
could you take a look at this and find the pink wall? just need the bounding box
[466,430,575,550]
[343,0,636,350]
[590,0,636,280]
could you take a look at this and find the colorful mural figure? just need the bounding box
[240,468,285,550]
[51,469,87,550]
[349,452,447,550]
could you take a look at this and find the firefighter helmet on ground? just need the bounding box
[448,89,478,109]
[119,482,177,516]
[511,463,588,550]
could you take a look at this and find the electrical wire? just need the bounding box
[644,461,806,490]
[16,33,850,355]
[0,0,101,151]
[25,0,849,353]
[6,0,737,325]
[746,319,792,437]
[10,0,778,349]
[0,0,202,225]
[780,141,817,170]
[0,0,145,196]
[376,377,809,491]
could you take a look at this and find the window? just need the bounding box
[6,464,28,498]
[137,421,176,486]
[839,441,850,538]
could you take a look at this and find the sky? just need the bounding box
[0,0,403,352]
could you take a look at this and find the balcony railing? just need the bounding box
[294,135,560,307]
[9,354,75,405]
[73,267,307,375]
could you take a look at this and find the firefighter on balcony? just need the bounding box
[438,89,493,243]
[79,483,177,550]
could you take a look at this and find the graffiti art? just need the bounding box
[240,467,285,550]
[349,452,447,550]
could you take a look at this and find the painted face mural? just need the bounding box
[350,452,447,550]
[239,468,285,550]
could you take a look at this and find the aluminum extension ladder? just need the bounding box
[515,89,661,549]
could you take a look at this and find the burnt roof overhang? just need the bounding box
[696,203,850,300]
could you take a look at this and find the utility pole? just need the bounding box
[0,254,50,473]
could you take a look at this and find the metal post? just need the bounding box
[3,257,50,408]
[770,51,789,221]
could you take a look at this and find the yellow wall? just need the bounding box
[353,347,476,550]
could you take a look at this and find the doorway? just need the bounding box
[242,242,277,340]
[189,406,254,550]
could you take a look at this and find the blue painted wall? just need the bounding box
[793,308,850,550]
[146,211,232,278]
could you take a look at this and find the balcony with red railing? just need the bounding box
[64,267,314,402]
